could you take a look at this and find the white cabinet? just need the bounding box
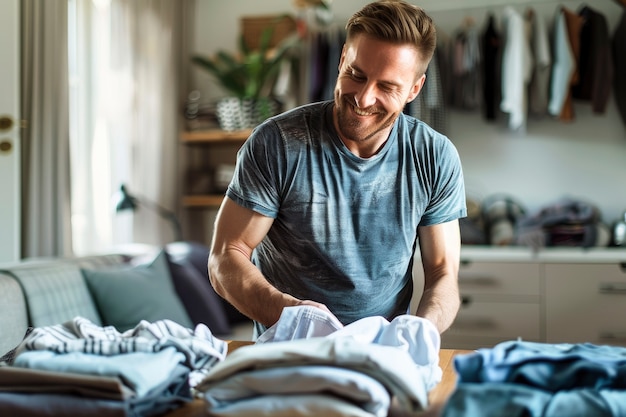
[412,247,626,349]
[545,262,626,346]
[445,261,542,349]
[412,252,542,350]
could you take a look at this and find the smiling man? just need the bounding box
[208,0,467,339]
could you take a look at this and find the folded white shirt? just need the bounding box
[203,365,390,417]
[259,305,441,386]
[196,306,442,416]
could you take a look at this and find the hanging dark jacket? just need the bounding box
[612,9,626,127]
[573,5,613,114]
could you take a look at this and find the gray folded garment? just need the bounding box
[0,365,131,400]
[0,391,128,417]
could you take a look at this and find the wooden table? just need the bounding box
[166,342,471,417]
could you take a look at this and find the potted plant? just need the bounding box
[192,16,300,131]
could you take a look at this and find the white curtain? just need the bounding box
[21,0,73,258]
[69,0,188,255]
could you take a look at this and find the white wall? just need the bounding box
[191,0,626,228]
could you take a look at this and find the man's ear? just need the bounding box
[407,73,426,103]
[338,44,346,70]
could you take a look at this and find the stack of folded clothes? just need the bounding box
[442,340,626,417]
[0,317,228,417]
[195,306,443,417]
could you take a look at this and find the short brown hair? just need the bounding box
[345,0,437,74]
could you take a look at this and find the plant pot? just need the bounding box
[216,97,245,131]
[216,97,279,131]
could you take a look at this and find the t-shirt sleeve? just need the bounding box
[226,122,284,219]
[419,137,467,226]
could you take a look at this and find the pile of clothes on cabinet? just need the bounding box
[460,194,612,249]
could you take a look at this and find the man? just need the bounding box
[208,0,466,338]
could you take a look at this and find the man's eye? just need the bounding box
[350,72,365,82]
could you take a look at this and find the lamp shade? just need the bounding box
[113,183,182,242]
[115,184,138,212]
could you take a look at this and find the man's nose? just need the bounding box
[354,83,377,109]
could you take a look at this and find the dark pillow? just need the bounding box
[166,241,249,325]
[166,257,231,336]
[82,250,193,332]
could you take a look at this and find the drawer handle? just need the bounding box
[460,276,498,287]
[598,283,626,295]
[453,317,497,331]
[599,332,626,342]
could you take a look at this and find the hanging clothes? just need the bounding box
[407,50,448,135]
[481,13,502,121]
[559,7,584,122]
[572,5,613,114]
[612,9,626,127]
[526,7,551,118]
[305,25,345,104]
[548,8,575,119]
[500,6,533,131]
[308,30,330,103]
[436,29,455,112]
[450,18,482,111]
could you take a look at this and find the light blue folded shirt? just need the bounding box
[455,340,626,390]
[444,340,626,417]
[14,347,184,398]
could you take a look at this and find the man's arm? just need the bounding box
[415,219,462,333]
[208,197,329,327]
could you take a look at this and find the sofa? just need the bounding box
[0,241,252,357]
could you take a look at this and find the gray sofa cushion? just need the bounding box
[4,263,102,327]
[1,261,101,327]
[0,273,28,355]
[82,250,193,332]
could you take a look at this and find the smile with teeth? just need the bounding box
[352,105,376,116]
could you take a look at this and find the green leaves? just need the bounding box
[191,16,300,101]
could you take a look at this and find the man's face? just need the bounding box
[333,33,425,153]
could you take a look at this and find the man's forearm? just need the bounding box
[208,250,299,327]
[415,278,460,334]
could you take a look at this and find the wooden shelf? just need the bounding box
[180,129,249,238]
[182,194,225,208]
[180,128,252,144]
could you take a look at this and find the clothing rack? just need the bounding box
[420,0,600,12]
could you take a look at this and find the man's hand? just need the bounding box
[296,299,332,314]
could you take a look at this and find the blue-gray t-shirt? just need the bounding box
[226,101,466,326]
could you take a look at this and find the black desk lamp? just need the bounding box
[114,184,182,242]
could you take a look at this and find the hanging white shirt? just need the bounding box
[548,8,575,117]
[500,6,533,131]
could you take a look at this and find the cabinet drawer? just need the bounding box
[545,263,626,346]
[410,260,542,314]
[443,301,541,349]
[458,261,541,296]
